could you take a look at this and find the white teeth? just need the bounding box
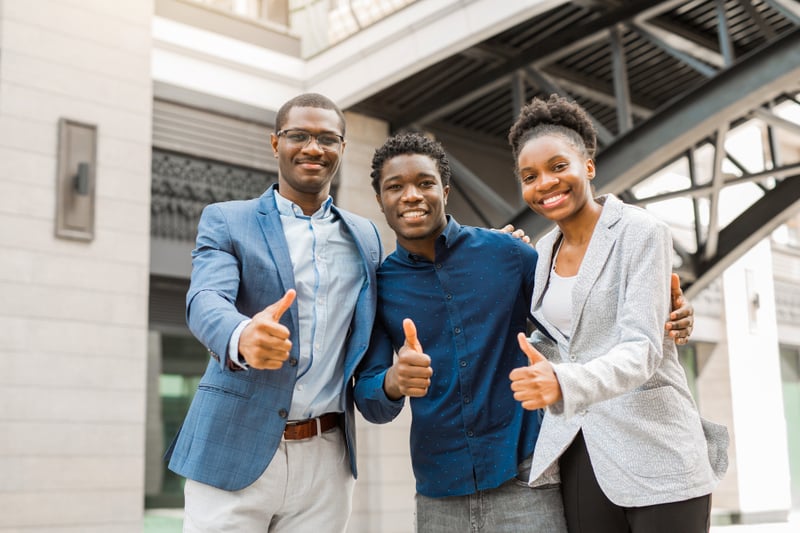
[542,193,565,206]
[402,210,426,218]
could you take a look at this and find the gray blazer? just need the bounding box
[527,194,728,507]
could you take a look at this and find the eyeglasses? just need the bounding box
[276,129,344,151]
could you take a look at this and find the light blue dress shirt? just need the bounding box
[229,191,364,420]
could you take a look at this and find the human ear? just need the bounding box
[270,133,279,157]
[586,158,596,180]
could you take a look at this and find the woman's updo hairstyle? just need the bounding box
[508,94,598,170]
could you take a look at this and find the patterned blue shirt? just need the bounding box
[355,217,542,497]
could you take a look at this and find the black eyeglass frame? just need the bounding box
[275,129,344,150]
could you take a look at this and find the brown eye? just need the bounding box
[286,131,310,144]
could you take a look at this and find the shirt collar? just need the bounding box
[395,215,460,263]
[274,188,333,220]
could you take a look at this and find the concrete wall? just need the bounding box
[338,111,395,252]
[0,0,153,530]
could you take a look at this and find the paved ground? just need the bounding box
[145,509,799,532]
[711,511,799,532]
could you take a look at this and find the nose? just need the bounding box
[301,135,325,154]
[536,172,558,190]
[402,184,423,201]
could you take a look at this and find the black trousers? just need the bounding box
[559,431,712,533]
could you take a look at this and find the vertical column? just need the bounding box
[338,111,395,251]
[721,240,792,523]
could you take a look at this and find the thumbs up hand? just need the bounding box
[384,319,433,400]
[509,333,562,410]
[238,290,296,370]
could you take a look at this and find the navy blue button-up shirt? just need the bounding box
[354,217,542,497]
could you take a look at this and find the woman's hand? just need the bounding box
[509,333,562,410]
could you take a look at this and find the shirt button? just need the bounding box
[569,355,577,361]
[278,409,288,418]
[435,263,442,269]
[464,397,471,404]
[296,384,304,392]
[289,358,298,366]
[446,293,452,300]
[467,430,474,437]
[454,327,461,334]
[459,360,467,367]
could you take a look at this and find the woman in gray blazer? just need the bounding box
[506,94,729,532]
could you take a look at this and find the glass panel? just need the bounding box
[678,343,699,403]
[780,345,800,507]
[145,334,206,509]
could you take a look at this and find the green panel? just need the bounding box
[783,382,800,508]
[146,333,206,509]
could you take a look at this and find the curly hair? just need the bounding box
[507,94,597,166]
[370,132,451,194]
[275,93,346,135]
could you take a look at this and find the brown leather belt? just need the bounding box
[283,412,341,440]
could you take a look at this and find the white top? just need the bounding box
[540,268,576,339]
[539,239,576,338]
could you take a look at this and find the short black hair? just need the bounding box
[275,93,346,135]
[508,93,597,168]
[370,132,451,194]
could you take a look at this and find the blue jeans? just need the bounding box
[415,457,567,533]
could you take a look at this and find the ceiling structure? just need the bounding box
[349,0,800,296]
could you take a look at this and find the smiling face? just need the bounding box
[517,133,596,226]
[376,153,450,259]
[270,106,345,214]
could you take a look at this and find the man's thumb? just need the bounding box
[268,289,296,321]
[403,318,422,353]
[517,332,546,365]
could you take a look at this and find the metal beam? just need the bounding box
[629,163,800,204]
[522,67,616,145]
[408,75,513,127]
[396,0,671,129]
[446,150,516,220]
[610,24,634,134]
[703,125,729,261]
[716,0,735,67]
[630,21,719,76]
[596,29,799,195]
[511,71,527,124]
[751,107,800,136]
[736,0,777,40]
[538,65,655,117]
[686,174,800,299]
[763,0,800,26]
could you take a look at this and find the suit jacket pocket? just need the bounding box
[197,382,252,400]
[701,417,730,480]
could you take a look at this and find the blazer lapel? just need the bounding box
[571,195,624,331]
[256,187,299,333]
[333,206,382,379]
